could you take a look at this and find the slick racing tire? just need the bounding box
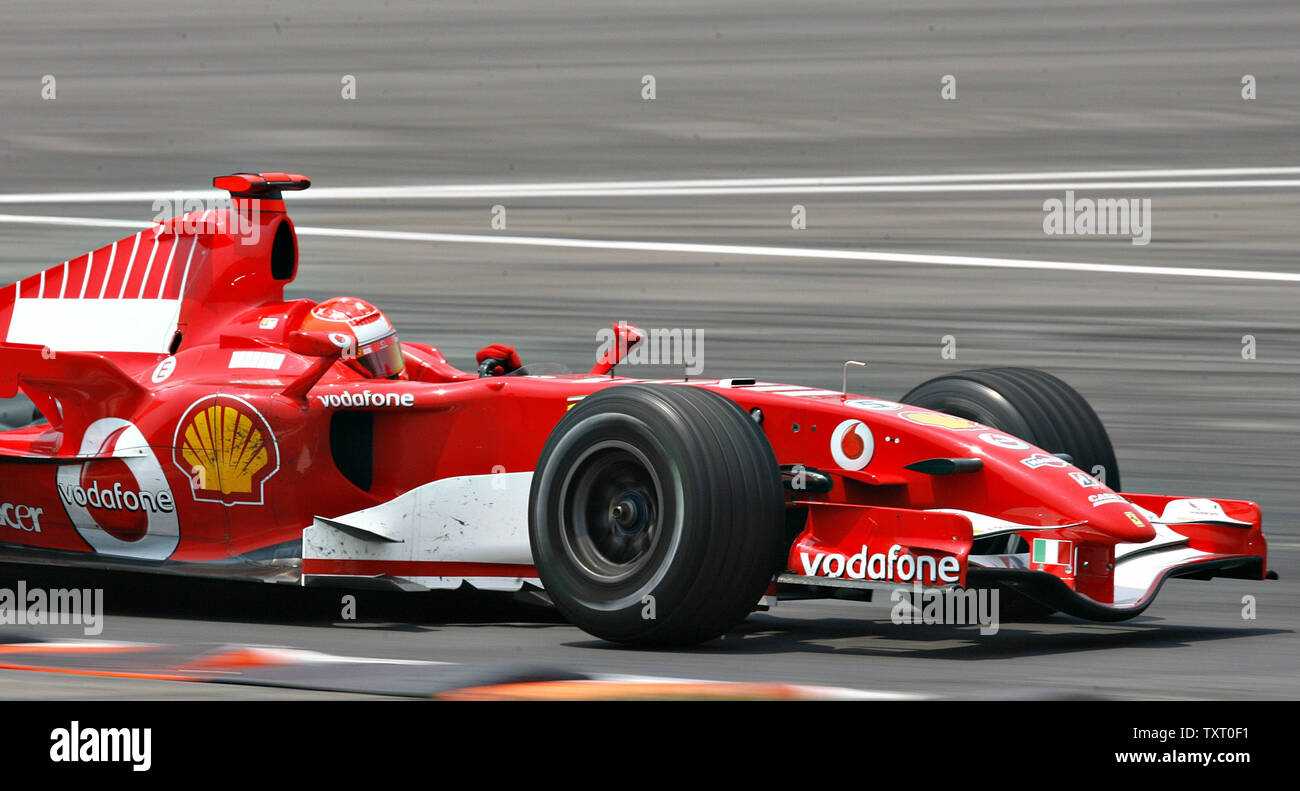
[529,384,785,646]
[900,367,1121,490]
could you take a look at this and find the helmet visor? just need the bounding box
[355,332,405,378]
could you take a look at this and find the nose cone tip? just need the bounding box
[1095,508,1156,543]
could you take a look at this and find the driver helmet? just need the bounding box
[300,296,405,378]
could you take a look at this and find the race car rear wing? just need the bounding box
[213,172,311,200]
[0,171,309,355]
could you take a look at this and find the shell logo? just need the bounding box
[172,395,280,505]
[899,410,980,430]
[830,419,875,471]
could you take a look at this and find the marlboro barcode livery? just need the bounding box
[0,173,1274,646]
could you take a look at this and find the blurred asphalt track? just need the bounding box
[0,0,1296,699]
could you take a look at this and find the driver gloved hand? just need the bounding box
[476,343,523,375]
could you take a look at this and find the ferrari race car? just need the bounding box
[0,172,1273,645]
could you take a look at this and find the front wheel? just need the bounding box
[900,367,1121,490]
[529,384,784,646]
[902,367,1124,620]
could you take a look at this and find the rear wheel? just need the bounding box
[529,384,784,646]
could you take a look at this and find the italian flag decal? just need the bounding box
[1032,538,1073,567]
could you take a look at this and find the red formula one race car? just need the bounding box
[0,173,1274,645]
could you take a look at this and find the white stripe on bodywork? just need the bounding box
[8,297,181,352]
[119,232,142,298]
[928,509,1083,539]
[1114,523,1190,560]
[1155,498,1252,527]
[137,233,160,298]
[1112,545,1215,608]
[78,250,93,298]
[155,234,180,298]
[177,214,208,296]
[98,240,118,298]
[229,351,285,370]
[302,472,536,592]
[737,384,815,393]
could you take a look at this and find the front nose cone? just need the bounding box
[1090,505,1157,543]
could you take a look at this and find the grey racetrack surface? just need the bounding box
[0,0,1296,699]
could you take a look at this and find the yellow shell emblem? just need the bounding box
[899,411,980,430]
[173,396,279,505]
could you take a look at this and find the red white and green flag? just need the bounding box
[1032,538,1073,567]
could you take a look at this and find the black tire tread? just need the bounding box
[900,367,1121,490]
[530,383,784,646]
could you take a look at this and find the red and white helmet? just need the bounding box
[300,296,405,378]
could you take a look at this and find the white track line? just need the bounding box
[0,166,1298,203]
[3,213,1297,283]
[0,214,154,229]
[300,178,1300,199]
[293,227,1300,283]
[310,165,1300,189]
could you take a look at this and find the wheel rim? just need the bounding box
[560,441,663,584]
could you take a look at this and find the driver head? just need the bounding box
[300,296,405,378]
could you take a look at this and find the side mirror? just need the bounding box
[589,321,646,376]
[288,330,349,359]
[281,331,349,405]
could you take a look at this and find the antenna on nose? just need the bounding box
[842,360,866,399]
